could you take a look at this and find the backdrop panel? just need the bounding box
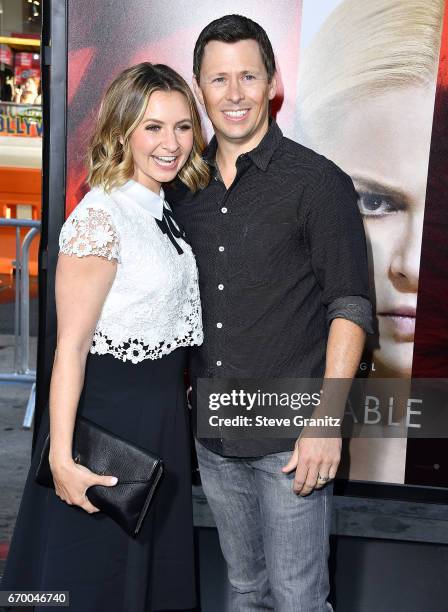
[52,0,448,490]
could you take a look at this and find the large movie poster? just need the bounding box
[296,0,446,484]
[66,0,447,486]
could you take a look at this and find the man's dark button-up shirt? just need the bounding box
[169,119,373,457]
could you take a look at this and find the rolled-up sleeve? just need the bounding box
[327,295,374,334]
[304,160,373,332]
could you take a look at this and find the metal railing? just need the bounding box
[0,218,41,428]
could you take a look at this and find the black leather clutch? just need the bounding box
[35,416,163,537]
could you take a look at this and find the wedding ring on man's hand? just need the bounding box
[317,474,330,483]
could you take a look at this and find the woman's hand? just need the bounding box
[49,457,118,514]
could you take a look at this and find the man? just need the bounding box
[170,14,373,612]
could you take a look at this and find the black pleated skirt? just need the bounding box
[1,348,195,611]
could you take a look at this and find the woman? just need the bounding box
[13,76,41,104]
[2,62,209,611]
[297,0,443,379]
[296,0,444,482]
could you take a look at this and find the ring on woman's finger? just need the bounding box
[317,473,330,483]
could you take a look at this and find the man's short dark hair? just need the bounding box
[193,14,276,83]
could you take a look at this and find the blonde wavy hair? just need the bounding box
[87,62,210,192]
[297,0,444,147]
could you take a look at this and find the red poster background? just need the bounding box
[406,4,448,487]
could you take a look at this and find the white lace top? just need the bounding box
[59,179,203,363]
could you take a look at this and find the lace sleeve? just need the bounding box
[59,206,120,261]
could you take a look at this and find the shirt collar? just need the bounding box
[203,118,283,172]
[117,179,165,220]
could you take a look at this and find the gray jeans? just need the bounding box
[195,440,334,612]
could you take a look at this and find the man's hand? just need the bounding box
[281,433,342,496]
[281,317,365,496]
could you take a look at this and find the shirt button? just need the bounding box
[216,322,223,329]
[219,246,225,252]
[221,207,228,214]
[218,284,224,290]
[216,361,222,366]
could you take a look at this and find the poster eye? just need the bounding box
[357,193,399,217]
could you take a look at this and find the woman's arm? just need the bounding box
[48,252,118,513]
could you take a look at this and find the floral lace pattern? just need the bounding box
[59,207,120,261]
[58,190,203,363]
[90,321,203,364]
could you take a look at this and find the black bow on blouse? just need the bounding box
[155,206,185,255]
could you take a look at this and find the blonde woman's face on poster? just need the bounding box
[323,85,436,377]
